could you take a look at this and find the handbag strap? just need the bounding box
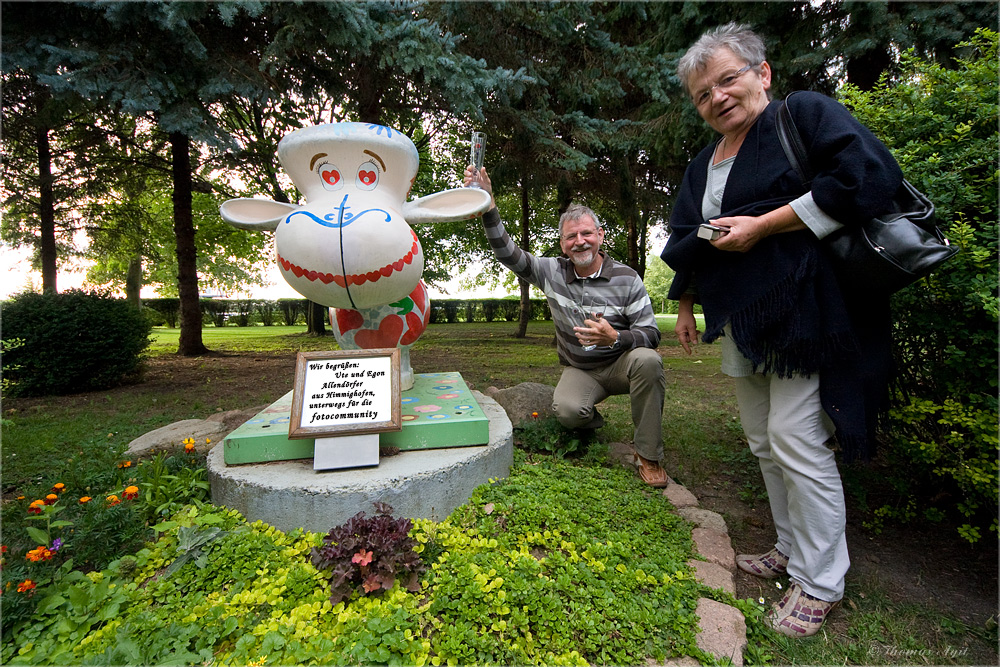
[776,92,814,187]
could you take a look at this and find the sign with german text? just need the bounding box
[289,349,401,439]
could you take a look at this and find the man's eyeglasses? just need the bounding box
[693,64,755,107]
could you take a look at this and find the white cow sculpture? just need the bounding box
[220,123,492,389]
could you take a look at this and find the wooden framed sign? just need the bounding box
[288,349,402,440]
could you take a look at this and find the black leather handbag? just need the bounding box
[776,93,958,294]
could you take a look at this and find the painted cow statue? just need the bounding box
[220,122,492,389]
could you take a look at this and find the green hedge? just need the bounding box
[141,297,551,327]
[2,290,152,398]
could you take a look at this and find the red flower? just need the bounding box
[123,486,139,500]
[352,549,374,567]
[17,580,36,593]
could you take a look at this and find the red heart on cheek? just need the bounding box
[322,169,340,186]
[359,170,376,186]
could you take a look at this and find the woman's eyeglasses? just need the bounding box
[693,64,755,107]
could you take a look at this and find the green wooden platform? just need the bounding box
[222,372,489,465]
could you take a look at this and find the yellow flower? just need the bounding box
[52,483,66,493]
[106,495,120,506]
[205,438,211,444]
[182,437,195,446]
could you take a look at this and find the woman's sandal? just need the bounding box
[769,582,840,637]
[735,547,789,579]
[633,454,669,488]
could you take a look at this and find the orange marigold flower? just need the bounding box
[118,460,132,469]
[44,494,58,505]
[79,496,92,504]
[184,442,195,454]
[27,500,44,514]
[123,486,139,500]
[17,580,36,593]
[531,411,539,418]
[52,483,66,493]
[26,546,53,562]
[106,495,121,506]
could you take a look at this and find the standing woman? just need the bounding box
[661,23,900,637]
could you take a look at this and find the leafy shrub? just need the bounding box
[1,290,151,397]
[840,29,998,541]
[141,297,180,328]
[514,415,592,457]
[310,502,425,604]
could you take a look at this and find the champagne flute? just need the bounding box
[467,131,486,188]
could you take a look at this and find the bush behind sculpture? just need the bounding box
[2,290,152,397]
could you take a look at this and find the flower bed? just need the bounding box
[2,453,719,665]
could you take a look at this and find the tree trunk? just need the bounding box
[306,300,328,336]
[171,132,208,356]
[617,153,642,275]
[36,123,57,294]
[125,256,142,309]
[515,180,532,338]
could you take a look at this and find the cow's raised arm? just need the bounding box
[402,187,493,225]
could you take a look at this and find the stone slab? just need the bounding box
[687,559,736,595]
[678,507,729,534]
[695,597,747,666]
[663,482,699,508]
[127,419,231,458]
[207,391,512,533]
[221,372,489,465]
[692,527,736,572]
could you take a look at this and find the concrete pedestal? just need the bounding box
[207,391,513,533]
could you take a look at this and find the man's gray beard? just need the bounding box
[570,247,595,268]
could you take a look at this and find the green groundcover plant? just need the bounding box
[1,453,745,666]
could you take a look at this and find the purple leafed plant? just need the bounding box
[310,502,426,604]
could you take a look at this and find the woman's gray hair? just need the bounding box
[677,23,767,94]
[559,204,602,236]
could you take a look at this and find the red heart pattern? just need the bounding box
[335,308,365,333]
[354,315,404,349]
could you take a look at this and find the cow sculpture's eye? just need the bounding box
[317,161,344,191]
[356,161,380,191]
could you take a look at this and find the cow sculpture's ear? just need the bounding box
[402,187,493,225]
[220,198,299,231]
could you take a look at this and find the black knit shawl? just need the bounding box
[661,93,901,462]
